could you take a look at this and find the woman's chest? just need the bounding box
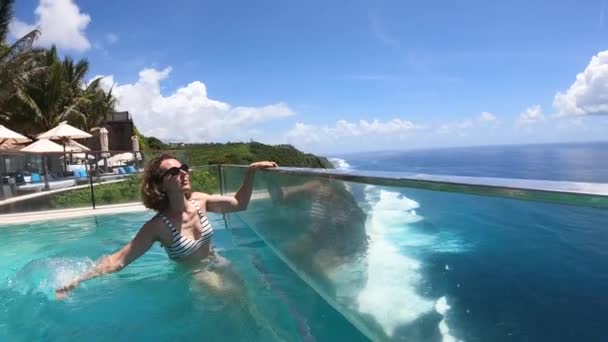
[159,212,205,245]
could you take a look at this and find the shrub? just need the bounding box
[51,170,218,208]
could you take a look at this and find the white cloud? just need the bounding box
[369,13,400,48]
[286,118,421,147]
[433,118,474,136]
[517,105,545,124]
[93,67,294,142]
[478,112,497,122]
[435,124,451,135]
[554,50,608,116]
[9,0,91,52]
[105,33,119,44]
[457,119,473,129]
[285,123,323,145]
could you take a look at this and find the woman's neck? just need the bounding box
[165,191,189,217]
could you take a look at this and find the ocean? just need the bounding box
[325,142,608,341]
[331,141,608,183]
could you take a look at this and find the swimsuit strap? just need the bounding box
[190,199,205,220]
[157,213,177,233]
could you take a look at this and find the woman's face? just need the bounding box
[158,159,191,194]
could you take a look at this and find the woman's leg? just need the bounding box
[189,253,288,341]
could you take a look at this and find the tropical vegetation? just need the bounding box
[0,0,114,135]
[184,142,333,168]
[51,169,218,208]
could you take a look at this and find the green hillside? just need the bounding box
[182,142,333,168]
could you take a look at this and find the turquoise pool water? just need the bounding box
[0,212,367,341]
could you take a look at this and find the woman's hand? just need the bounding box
[55,280,79,300]
[249,161,278,169]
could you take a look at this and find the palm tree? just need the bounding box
[0,0,41,123]
[0,0,118,135]
[81,78,117,130]
[11,47,89,134]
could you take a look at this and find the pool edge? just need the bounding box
[0,202,148,225]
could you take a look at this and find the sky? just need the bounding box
[8,0,608,155]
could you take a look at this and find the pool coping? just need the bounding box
[0,202,148,225]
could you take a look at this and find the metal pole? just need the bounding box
[218,164,224,195]
[0,155,5,199]
[62,139,67,174]
[89,170,96,209]
[42,155,50,191]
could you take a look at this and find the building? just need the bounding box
[86,111,135,151]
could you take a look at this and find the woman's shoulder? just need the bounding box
[141,215,165,235]
[190,192,211,202]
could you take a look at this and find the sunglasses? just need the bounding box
[158,164,189,181]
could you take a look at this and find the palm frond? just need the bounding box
[0,29,39,63]
[15,89,42,119]
[0,0,15,43]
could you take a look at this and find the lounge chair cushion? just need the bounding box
[31,173,41,183]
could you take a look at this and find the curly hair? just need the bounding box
[141,153,177,211]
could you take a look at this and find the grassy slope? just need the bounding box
[183,142,334,168]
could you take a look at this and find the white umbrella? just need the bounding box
[37,121,93,140]
[22,139,64,190]
[60,153,94,160]
[0,126,31,188]
[100,127,109,157]
[108,152,141,164]
[37,121,93,171]
[64,139,91,165]
[65,139,91,152]
[131,136,140,170]
[98,127,110,173]
[131,136,139,152]
[0,125,31,145]
[21,139,64,153]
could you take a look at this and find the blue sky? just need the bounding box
[9,0,608,154]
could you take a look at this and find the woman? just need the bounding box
[55,154,277,299]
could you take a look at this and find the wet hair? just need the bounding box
[141,153,177,211]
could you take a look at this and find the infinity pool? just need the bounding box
[0,212,367,341]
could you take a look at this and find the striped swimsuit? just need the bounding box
[157,200,213,260]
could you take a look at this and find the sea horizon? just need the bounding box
[329,139,608,159]
[328,140,608,183]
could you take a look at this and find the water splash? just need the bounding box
[8,258,94,299]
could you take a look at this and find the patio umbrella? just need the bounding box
[0,125,31,188]
[21,139,64,190]
[0,125,31,146]
[65,139,91,152]
[131,136,139,153]
[64,139,91,165]
[60,153,94,160]
[99,127,110,173]
[108,152,142,165]
[131,136,140,169]
[37,121,92,172]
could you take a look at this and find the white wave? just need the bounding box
[328,158,351,170]
[435,296,458,342]
[353,186,463,340]
[356,187,434,337]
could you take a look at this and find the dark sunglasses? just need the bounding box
[158,164,189,181]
